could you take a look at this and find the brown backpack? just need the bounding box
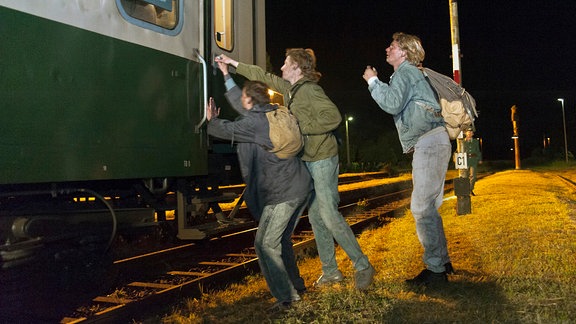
[265,105,303,159]
[420,67,478,140]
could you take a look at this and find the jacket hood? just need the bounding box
[251,103,279,114]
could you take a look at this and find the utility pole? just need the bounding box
[449,0,471,215]
[511,105,521,170]
[557,98,568,163]
[345,114,353,166]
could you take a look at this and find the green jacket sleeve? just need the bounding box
[236,63,291,94]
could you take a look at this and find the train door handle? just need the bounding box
[194,48,207,133]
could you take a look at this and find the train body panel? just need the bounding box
[1,1,205,184]
[0,0,196,59]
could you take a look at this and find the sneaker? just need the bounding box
[406,269,447,286]
[355,264,375,290]
[444,262,455,275]
[314,269,344,287]
[291,294,302,302]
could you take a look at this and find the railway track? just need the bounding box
[6,173,456,323]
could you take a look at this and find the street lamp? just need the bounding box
[345,114,353,165]
[557,98,568,163]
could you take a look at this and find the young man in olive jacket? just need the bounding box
[216,50,375,290]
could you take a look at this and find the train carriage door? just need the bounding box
[212,0,266,72]
[113,0,210,179]
[203,0,266,182]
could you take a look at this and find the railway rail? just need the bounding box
[557,174,576,188]
[6,173,458,323]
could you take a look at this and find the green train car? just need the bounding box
[0,0,267,255]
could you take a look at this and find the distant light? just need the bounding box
[347,116,354,122]
[267,89,284,105]
[511,136,518,139]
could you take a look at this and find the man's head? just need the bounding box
[391,32,425,66]
[242,81,270,109]
[281,48,321,83]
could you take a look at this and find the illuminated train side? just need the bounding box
[0,0,266,266]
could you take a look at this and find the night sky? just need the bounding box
[265,0,576,161]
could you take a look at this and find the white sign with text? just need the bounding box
[455,153,468,169]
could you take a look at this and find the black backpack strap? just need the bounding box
[287,81,310,109]
[286,81,343,146]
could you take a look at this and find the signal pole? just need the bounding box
[449,0,461,84]
[511,105,521,169]
[449,0,471,215]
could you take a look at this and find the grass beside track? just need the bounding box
[158,167,576,323]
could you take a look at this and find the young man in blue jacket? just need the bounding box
[363,32,453,285]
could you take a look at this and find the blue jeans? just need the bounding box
[255,196,308,303]
[305,155,370,275]
[411,127,452,273]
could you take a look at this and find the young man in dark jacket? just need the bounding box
[206,62,312,311]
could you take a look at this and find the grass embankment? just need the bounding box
[161,168,576,323]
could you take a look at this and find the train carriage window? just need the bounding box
[214,0,234,51]
[118,0,179,30]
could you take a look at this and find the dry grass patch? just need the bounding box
[161,167,576,323]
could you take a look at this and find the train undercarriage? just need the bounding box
[0,176,249,272]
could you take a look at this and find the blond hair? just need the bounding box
[393,32,425,65]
